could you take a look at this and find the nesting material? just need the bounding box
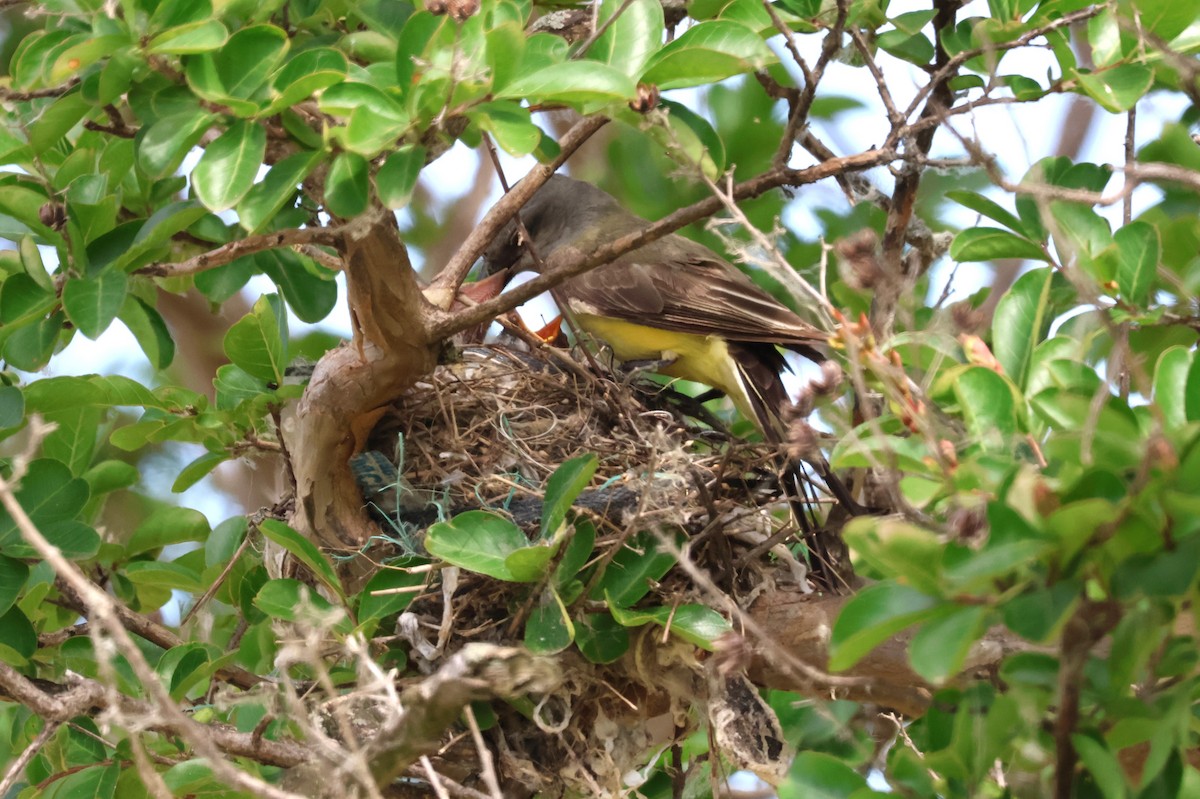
[357,344,823,795]
[362,344,807,550]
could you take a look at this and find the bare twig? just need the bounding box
[0,721,59,796]
[571,0,637,59]
[135,227,343,278]
[0,78,81,100]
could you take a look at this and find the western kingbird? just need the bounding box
[483,175,856,578]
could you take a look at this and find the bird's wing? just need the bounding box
[562,254,826,349]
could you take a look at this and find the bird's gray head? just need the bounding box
[481,174,623,277]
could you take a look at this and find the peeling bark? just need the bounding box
[288,212,439,559]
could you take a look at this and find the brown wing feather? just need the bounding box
[563,252,825,358]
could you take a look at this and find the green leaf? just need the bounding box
[946,190,1027,235]
[257,249,338,324]
[268,47,348,113]
[0,273,55,327]
[358,563,427,623]
[83,459,138,495]
[1074,65,1153,113]
[497,61,637,106]
[50,35,128,83]
[34,520,100,561]
[127,506,210,554]
[1113,220,1159,305]
[172,450,227,493]
[877,30,934,65]
[376,145,426,209]
[1002,582,1078,642]
[554,518,596,589]
[213,364,271,409]
[192,121,267,211]
[1153,346,1193,430]
[254,578,347,627]
[187,24,290,105]
[0,555,29,616]
[778,752,875,799]
[950,227,1047,262]
[23,374,161,413]
[259,518,345,601]
[466,101,542,157]
[639,99,726,179]
[909,605,989,684]
[953,366,1018,448]
[118,200,211,272]
[1072,735,1129,799]
[19,235,52,292]
[147,19,229,54]
[610,603,732,649]
[137,108,215,179]
[590,530,682,607]
[120,295,175,370]
[236,149,322,234]
[1118,0,1194,42]
[29,91,91,155]
[3,313,63,372]
[0,385,24,429]
[587,0,665,77]
[829,582,939,672]
[425,511,532,581]
[62,271,128,340]
[157,642,218,700]
[992,267,1057,388]
[842,517,944,595]
[42,406,101,475]
[324,151,369,218]
[0,460,90,543]
[505,540,559,582]
[575,612,629,663]
[223,293,287,384]
[204,516,247,569]
[0,607,36,665]
[126,560,206,593]
[1113,533,1200,599]
[640,21,778,90]
[541,454,597,539]
[524,588,574,654]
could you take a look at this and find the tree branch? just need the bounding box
[135,227,343,278]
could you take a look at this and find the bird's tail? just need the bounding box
[729,344,857,589]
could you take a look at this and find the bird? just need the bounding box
[482,174,857,584]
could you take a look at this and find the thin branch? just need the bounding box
[1124,107,1136,225]
[899,5,1103,131]
[0,721,59,796]
[425,114,610,305]
[426,148,895,340]
[571,0,637,59]
[55,578,264,691]
[0,78,81,100]
[135,227,343,278]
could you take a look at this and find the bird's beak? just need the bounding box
[454,267,511,308]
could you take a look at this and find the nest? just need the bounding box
[360,345,811,554]
[353,343,827,795]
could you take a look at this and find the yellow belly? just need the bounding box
[573,313,752,419]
